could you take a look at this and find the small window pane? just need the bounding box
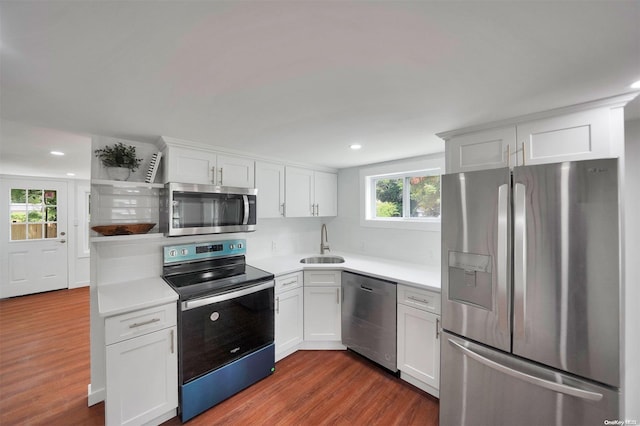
[409,175,441,218]
[11,208,27,223]
[45,223,57,239]
[375,178,403,217]
[11,224,26,240]
[45,207,57,222]
[27,205,44,222]
[28,189,43,204]
[11,189,26,203]
[28,224,43,239]
[44,190,57,206]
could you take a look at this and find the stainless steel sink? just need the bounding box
[300,255,345,264]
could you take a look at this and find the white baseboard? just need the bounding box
[143,409,176,426]
[69,281,90,289]
[276,345,300,362]
[299,341,346,350]
[399,371,439,398]
[87,383,105,406]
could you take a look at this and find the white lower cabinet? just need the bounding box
[397,285,440,397]
[105,303,178,426]
[303,270,342,343]
[275,272,304,361]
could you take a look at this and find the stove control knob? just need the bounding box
[169,249,177,257]
[181,249,189,256]
[238,243,243,249]
[229,244,235,249]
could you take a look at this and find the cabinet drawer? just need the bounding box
[304,270,341,287]
[397,285,440,314]
[275,271,303,294]
[105,303,177,345]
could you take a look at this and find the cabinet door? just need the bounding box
[216,154,255,188]
[285,166,314,217]
[446,127,516,173]
[275,287,304,359]
[314,171,337,216]
[105,327,178,426]
[516,108,611,166]
[167,146,216,184]
[304,286,341,341]
[397,304,440,390]
[255,161,285,218]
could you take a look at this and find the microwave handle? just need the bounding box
[242,195,250,225]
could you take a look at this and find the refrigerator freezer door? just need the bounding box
[440,331,619,426]
[512,159,620,387]
[441,168,511,352]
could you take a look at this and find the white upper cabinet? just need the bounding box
[164,146,217,184]
[285,166,315,217]
[445,126,516,172]
[313,171,338,217]
[440,94,635,173]
[285,166,337,217]
[255,161,285,218]
[162,144,255,188]
[517,108,610,166]
[216,154,255,188]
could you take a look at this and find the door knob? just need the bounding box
[60,239,66,243]
[60,231,66,236]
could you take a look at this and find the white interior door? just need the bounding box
[1,177,68,298]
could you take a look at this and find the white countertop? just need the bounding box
[98,276,178,317]
[250,251,441,292]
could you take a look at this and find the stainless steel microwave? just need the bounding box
[160,183,257,236]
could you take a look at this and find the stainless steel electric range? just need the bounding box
[162,239,275,422]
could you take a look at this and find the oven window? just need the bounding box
[180,286,274,383]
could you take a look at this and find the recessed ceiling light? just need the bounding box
[631,80,640,89]
[50,151,65,156]
[349,144,362,150]
[66,172,75,176]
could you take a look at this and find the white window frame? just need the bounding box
[359,155,444,232]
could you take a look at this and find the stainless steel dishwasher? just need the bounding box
[341,271,397,372]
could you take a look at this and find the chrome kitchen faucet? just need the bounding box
[320,224,330,254]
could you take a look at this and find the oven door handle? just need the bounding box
[182,280,274,311]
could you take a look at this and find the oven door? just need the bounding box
[179,281,274,384]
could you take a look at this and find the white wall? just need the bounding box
[69,179,90,288]
[330,156,442,266]
[623,118,640,421]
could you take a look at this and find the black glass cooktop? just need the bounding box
[162,256,274,301]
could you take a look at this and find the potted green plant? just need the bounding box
[94,142,142,181]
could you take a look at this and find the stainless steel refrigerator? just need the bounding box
[440,158,620,425]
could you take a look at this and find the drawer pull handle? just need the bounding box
[408,296,429,304]
[129,318,161,328]
[282,280,297,287]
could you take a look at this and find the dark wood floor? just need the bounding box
[0,288,439,426]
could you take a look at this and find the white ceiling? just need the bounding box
[1,1,639,179]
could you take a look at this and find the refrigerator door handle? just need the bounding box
[497,183,510,334]
[448,339,603,402]
[513,182,527,339]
